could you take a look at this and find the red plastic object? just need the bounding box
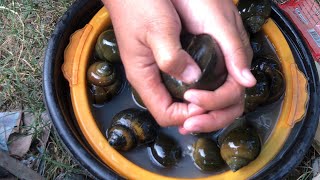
[275,0,320,62]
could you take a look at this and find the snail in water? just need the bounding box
[87,61,122,104]
[107,108,159,151]
[161,33,227,100]
[149,132,182,167]
[237,0,271,34]
[95,29,121,63]
[192,137,225,171]
[220,126,261,172]
[251,57,285,104]
[244,57,285,113]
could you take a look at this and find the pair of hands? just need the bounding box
[102,0,256,134]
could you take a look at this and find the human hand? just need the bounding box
[101,0,206,127]
[171,0,256,134]
[102,0,256,133]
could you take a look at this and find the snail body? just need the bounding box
[107,108,159,151]
[149,132,182,167]
[237,0,271,34]
[192,137,225,171]
[220,127,261,172]
[95,29,121,63]
[162,33,227,100]
[87,61,122,104]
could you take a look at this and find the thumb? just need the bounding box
[146,25,201,84]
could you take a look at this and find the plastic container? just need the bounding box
[43,0,320,179]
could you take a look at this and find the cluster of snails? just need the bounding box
[192,125,261,172]
[107,109,261,172]
[87,29,123,105]
[237,0,286,113]
[90,0,284,175]
[107,108,182,167]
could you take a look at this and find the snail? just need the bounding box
[95,29,121,63]
[237,0,271,34]
[149,132,182,167]
[87,61,118,86]
[220,126,261,172]
[107,108,159,151]
[192,137,225,171]
[88,80,122,105]
[244,57,285,112]
[244,70,270,113]
[87,61,122,104]
[161,33,227,100]
[251,57,285,104]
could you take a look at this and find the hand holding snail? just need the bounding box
[102,0,256,133]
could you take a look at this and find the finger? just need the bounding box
[171,0,256,87]
[127,61,205,127]
[178,126,189,135]
[184,76,244,110]
[145,16,201,84]
[183,102,244,133]
[212,11,256,88]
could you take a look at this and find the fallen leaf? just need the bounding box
[0,111,22,151]
[8,112,34,158]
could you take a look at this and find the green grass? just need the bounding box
[0,0,89,179]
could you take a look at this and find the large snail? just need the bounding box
[87,61,122,104]
[149,132,182,167]
[161,33,227,100]
[237,0,271,34]
[107,108,159,151]
[192,137,225,171]
[244,70,270,113]
[244,57,285,113]
[220,126,261,172]
[251,57,285,104]
[95,29,121,63]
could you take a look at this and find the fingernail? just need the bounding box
[178,127,190,135]
[184,92,199,104]
[181,64,201,84]
[184,120,201,132]
[241,69,256,86]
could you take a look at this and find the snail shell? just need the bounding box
[220,127,261,172]
[89,80,122,105]
[237,0,271,34]
[87,61,117,86]
[245,57,285,112]
[95,29,121,63]
[162,33,227,100]
[244,70,270,113]
[192,137,225,171]
[107,108,159,151]
[87,61,122,104]
[251,57,285,104]
[149,132,182,167]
